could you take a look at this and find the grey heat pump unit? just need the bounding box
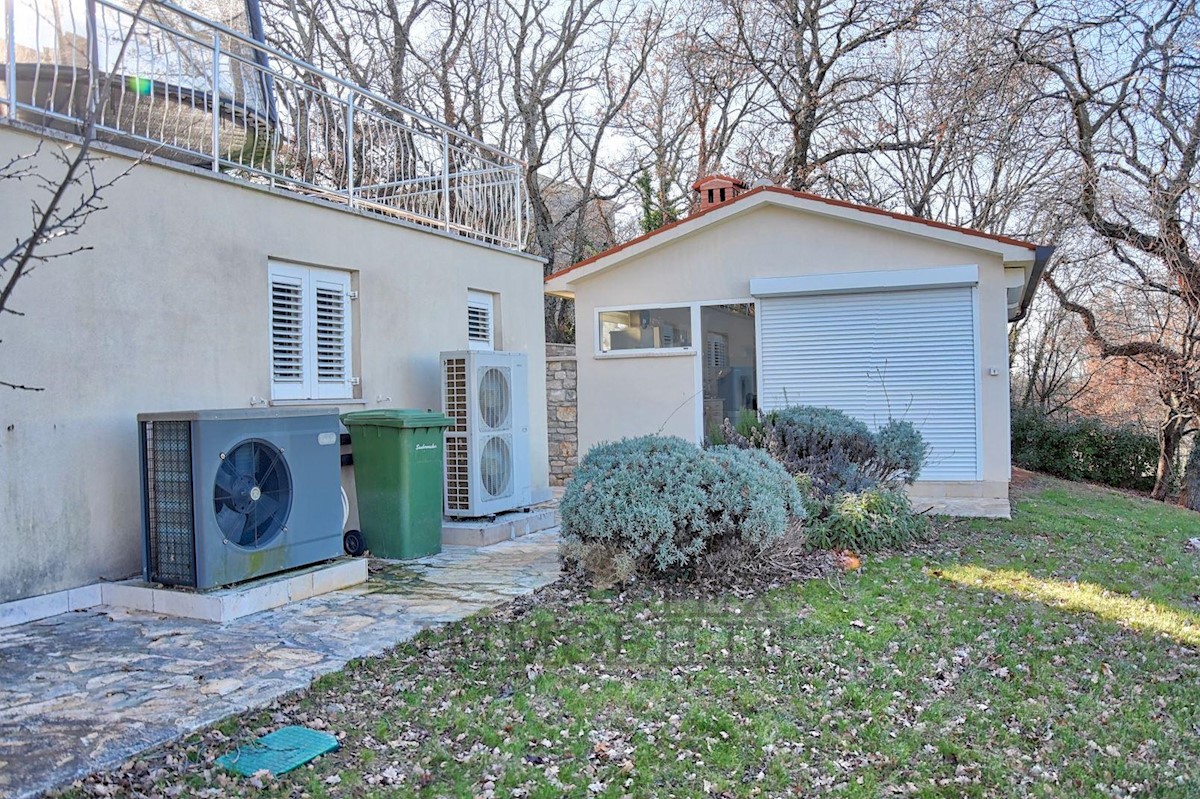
[138,407,342,590]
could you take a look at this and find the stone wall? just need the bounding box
[546,343,578,485]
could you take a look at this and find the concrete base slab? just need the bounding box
[0,584,103,629]
[99,559,368,623]
[911,497,1012,519]
[442,507,559,547]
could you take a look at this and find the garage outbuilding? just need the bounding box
[544,178,1053,517]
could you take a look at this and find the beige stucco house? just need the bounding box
[545,177,1052,517]
[0,0,549,613]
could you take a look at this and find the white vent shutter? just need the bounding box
[467,290,494,351]
[757,286,979,480]
[269,264,308,401]
[706,332,728,369]
[314,271,352,399]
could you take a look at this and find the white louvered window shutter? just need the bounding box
[706,332,728,370]
[269,263,309,401]
[467,290,495,351]
[269,262,354,401]
[313,270,353,399]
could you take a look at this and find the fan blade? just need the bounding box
[215,504,245,539]
[232,443,254,476]
[259,452,287,489]
[254,492,281,524]
[241,503,258,547]
[252,441,270,478]
[260,445,285,481]
[214,462,236,495]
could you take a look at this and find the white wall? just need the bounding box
[0,126,548,603]
[569,202,1012,499]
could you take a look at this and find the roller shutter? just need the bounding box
[757,286,979,480]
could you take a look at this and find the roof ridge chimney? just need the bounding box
[692,174,748,212]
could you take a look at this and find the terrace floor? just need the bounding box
[0,532,561,799]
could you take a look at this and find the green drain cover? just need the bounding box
[216,726,339,776]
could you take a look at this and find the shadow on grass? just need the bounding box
[933,564,1200,646]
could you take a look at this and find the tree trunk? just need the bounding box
[1180,434,1200,511]
[1151,412,1186,501]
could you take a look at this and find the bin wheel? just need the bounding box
[343,529,365,557]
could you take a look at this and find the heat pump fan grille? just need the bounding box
[478,367,511,430]
[145,420,196,585]
[213,439,293,548]
[444,358,468,432]
[479,435,513,498]
[445,434,470,511]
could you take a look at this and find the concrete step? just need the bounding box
[441,507,559,547]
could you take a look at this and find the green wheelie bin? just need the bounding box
[341,409,454,559]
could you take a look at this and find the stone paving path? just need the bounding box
[0,532,561,799]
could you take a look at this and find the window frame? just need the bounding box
[594,302,698,358]
[268,261,355,402]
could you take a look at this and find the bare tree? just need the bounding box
[839,5,1071,239]
[266,0,664,341]
[479,0,662,340]
[721,0,932,190]
[1010,294,1095,416]
[262,0,433,108]
[614,3,762,219]
[1,0,146,391]
[684,10,762,183]
[1007,0,1200,498]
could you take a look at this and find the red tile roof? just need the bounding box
[545,185,1039,284]
[691,174,748,190]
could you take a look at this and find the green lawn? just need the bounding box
[68,475,1200,798]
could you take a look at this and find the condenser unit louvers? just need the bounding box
[441,350,532,517]
[138,407,344,590]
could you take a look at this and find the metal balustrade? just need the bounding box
[1,0,527,249]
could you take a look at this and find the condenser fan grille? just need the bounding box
[144,420,196,585]
[479,435,513,498]
[213,439,293,548]
[444,358,468,432]
[444,435,470,511]
[478,367,511,430]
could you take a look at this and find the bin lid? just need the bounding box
[341,409,455,429]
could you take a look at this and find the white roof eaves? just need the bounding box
[542,194,762,292]
[542,190,1038,293]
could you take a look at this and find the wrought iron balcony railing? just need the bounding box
[1,0,527,250]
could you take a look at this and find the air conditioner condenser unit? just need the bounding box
[441,350,532,517]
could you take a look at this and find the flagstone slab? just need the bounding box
[0,530,560,799]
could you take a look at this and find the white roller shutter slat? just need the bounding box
[758,287,979,481]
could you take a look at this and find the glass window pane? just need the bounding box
[598,307,692,352]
